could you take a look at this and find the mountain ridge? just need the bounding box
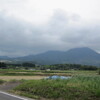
[13,47,100,66]
[0,47,100,66]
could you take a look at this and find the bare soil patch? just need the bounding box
[0,76,46,81]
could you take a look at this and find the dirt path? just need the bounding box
[0,76,47,100]
[0,82,34,100]
[0,81,21,92]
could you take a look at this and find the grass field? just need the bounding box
[0,69,98,76]
[13,75,100,100]
[0,69,100,100]
[0,69,98,81]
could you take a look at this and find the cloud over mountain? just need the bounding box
[0,9,100,57]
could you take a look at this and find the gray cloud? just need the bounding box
[45,10,100,52]
[0,9,100,57]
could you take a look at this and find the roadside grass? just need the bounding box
[8,79,26,83]
[0,79,23,85]
[0,79,5,84]
[13,75,100,100]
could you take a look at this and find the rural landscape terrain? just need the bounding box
[0,0,100,100]
[0,50,100,100]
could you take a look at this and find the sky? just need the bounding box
[0,0,100,57]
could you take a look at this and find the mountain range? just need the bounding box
[0,47,100,66]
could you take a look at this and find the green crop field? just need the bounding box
[13,75,100,100]
[11,70,100,100]
[0,69,100,100]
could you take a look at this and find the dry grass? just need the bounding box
[0,76,46,81]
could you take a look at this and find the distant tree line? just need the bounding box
[0,62,7,69]
[22,63,35,67]
[0,62,98,71]
[7,62,36,69]
[40,64,98,70]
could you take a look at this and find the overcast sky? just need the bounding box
[0,0,100,57]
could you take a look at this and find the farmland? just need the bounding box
[14,75,100,100]
[0,68,100,100]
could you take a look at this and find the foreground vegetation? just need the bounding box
[0,62,100,100]
[0,79,5,84]
[13,75,100,100]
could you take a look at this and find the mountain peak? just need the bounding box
[3,47,100,66]
[67,47,97,54]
